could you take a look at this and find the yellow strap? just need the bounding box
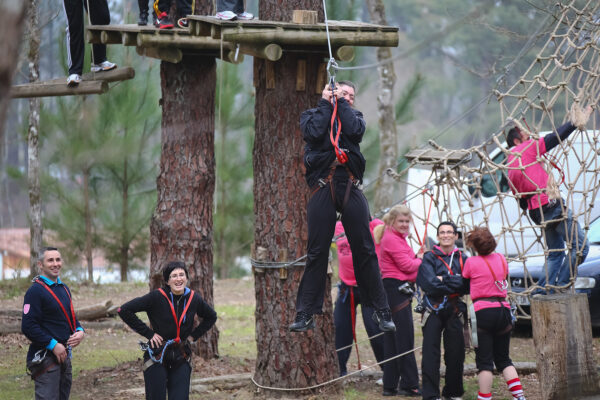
[153,0,160,17]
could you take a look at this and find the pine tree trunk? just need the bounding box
[120,157,129,282]
[366,0,398,212]
[0,0,27,142]
[252,0,339,390]
[150,55,219,359]
[27,0,42,277]
[83,169,94,281]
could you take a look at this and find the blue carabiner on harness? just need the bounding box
[424,295,447,314]
[144,339,177,364]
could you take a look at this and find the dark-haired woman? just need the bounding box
[463,227,526,400]
[118,261,217,400]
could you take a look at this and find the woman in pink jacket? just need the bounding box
[463,227,526,400]
[374,205,423,397]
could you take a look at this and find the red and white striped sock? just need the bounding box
[507,377,524,398]
[478,391,492,400]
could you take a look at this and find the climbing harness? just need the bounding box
[142,289,195,365]
[35,279,76,334]
[481,254,509,291]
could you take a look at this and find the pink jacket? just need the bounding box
[335,219,383,286]
[379,227,421,282]
[507,137,550,210]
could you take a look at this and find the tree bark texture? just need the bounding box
[366,0,398,212]
[150,55,219,359]
[27,0,42,277]
[253,0,340,391]
[531,293,600,399]
[0,0,27,144]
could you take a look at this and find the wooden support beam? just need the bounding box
[316,63,327,94]
[101,30,122,44]
[122,32,137,46]
[265,61,275,89]
[136,33,227,50]
[191,20,212,37]
[296,59,306,91]
[334,46,354,62]
[220,29,398,47]
[531,293,600,399]
[86,29,102,44]
[82,66,135,83]
[136,46,182,63]
[10,81,108,98]
[292,10,318,24]
[238,43,282,61]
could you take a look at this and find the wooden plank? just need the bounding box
[219,28,398,47]
[136,33,227,50]
[122,32,137,46]
[292,10,318,24]
[296,59,306,91]
[315,63,327,94]
[10,80,108,98]
[334,46,354,62]
[187,16,399,32]
[404,148,471,164]
[101,30,122,44]
[531,294,600,399]
[265,61,275,89]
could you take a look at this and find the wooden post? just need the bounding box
[530,293,600,400]
[292,10,318,24]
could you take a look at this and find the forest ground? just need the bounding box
[1,278,598,399]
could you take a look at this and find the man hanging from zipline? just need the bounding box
[289,79,395,333]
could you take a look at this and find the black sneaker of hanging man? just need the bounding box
[288,311,315,332]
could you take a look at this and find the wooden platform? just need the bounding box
[10,67,135,99]
[85,18,399,63]
[405,148,472,165]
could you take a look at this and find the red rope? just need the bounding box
[328,83,348,164]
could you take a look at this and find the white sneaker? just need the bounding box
[375,378,383,386]
[237,11,253,20]
[215,10,236,20]
[67,74,81,86]
[91,60,117,72]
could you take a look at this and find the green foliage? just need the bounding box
[41,46,160,280]
[213,61,255,278]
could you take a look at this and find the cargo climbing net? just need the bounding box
[387,0,600,320]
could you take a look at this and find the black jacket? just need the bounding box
[300,98,367,187]
[417,245,469,303]
[118,287,217,343]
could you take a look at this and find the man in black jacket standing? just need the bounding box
[289,81,395,334]
[416,221,469,400]
[22,247,85,400]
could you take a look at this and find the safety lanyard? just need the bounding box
[158,288,194,343]
[328,79,348,164]
[434,250,463,275]
[481,254,509,291]
[35,279,76,333]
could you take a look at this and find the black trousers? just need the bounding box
[63,0,110,75]
[421,303,465,400]
[143,361,192,400]
[217,0,244,13]
[296,169,388,314]
[475,307,514,372]
[382,279,419,392]
[334,282,384,376]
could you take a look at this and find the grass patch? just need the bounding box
[215,304,256,359]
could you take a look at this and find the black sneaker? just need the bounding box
[398,388,422,397]
[382,389,398,396]
[289,311,314,332]
[138,10,148,25]
[373,309,396,332]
